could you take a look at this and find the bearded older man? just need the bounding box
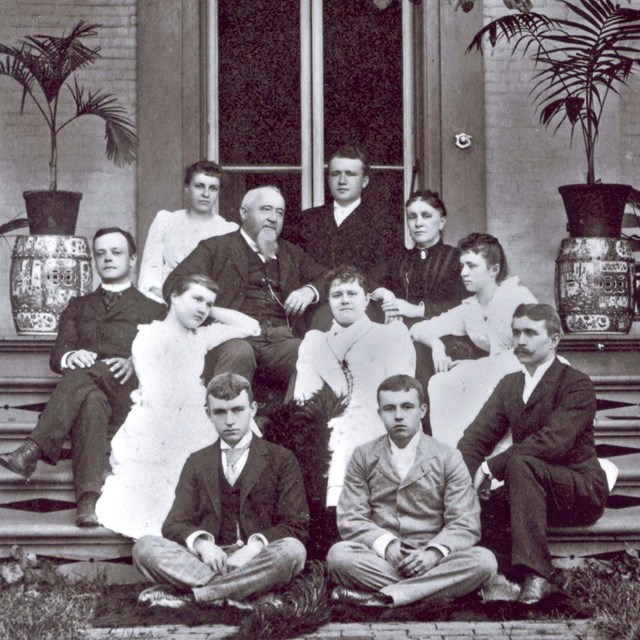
[163,185,326,391]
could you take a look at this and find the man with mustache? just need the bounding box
[458,303,610,604]
[164,185,326,392]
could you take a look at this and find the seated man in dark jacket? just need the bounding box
[0,227,164,526]
[458,304,610,604]
[133,373,309,608]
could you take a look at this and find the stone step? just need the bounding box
[0,460,74,504]
[0,507,131,561]
[549,505,640,557]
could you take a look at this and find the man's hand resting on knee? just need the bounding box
[397,547,443,578]
[66,350,98,369]
[102,356,134,385]
[227,538,264,571]
[194,538,228,575]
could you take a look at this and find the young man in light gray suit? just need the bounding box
[327,375,496,607]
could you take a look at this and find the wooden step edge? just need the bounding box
[548,507,640,537]
[0,377,58,392]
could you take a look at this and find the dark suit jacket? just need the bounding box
[50,286,165,374]
[458,359,605,487]
[390,241,469,320]
[162,437,310,546]
[288,200,400,288]
[163,232,327,329]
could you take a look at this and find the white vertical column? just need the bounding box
[311,0,325,206]
[301,0,313,210]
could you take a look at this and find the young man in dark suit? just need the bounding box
[0,227,164,526]
[163,185,326,390]
[458,303,610,604]
[286,145,399,329]
[133,373,309,608]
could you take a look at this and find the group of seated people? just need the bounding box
[0,146,614,610]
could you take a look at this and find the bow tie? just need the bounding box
[101,289,123,311]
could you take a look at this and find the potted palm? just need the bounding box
[469,0,640,333]
[468,0,640,237]
[0,20,137,234]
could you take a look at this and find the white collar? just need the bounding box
[388,430,422,456]
[101,282,132,293]
[240,228,277,260]
[333,198,361,215]
[220,431,253,451]
[521,356,556,383]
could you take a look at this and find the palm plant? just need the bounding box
[0,20,137,192]
[468,0,640,185]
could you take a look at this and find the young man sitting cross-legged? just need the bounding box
[133,373,309,608]
[327,374,496,607]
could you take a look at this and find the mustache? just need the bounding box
[514,347,533,356]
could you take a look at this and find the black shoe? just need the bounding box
[330,586,391,607]
[0,440,41,479]
[518,573,551,605]
[75,492,99,527]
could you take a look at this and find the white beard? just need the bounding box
[256,227,279,259]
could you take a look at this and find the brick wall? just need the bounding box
[482,0,632,305]
[0,0,136,337]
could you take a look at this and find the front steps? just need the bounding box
[1,335,639,570]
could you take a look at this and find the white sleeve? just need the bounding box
[138,210,170,299]
[200,323,258,352]
[411,303,468,344]
[293,333,325,402]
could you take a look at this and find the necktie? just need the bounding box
[102,289,122,311]
[224,445,250,485]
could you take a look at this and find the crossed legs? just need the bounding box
[133,536,306,603]
[327,541,496,607]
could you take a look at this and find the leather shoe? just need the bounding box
[331,586,391,607]
[75,492,99,527]
[0,440,41,479]
[518,573,551,604]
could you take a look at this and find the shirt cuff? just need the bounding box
[427,543,450,559]
[248,533,268,548]
[304,285,320,304]
[372,533,397,558]
[481,461,493,479]
[60,351,75,369]
[186,530,215,554]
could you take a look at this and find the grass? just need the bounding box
[565,551,640,640]
[2,551,640,639]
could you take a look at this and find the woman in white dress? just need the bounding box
[411,233,537,448]
[138,160,238,303]
[96,274,260,539]
[294,266,416,507]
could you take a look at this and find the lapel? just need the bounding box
[101,285,137,320]
[239,437,268,507]
[202,443,222,518]
[227,233,250,286]
[522,358,563,412]
[371,437,401,485]
[400,434,438,489]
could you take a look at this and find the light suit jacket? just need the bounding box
[337,433,481,553]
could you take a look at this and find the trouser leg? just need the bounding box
[30,363,132,464]
[327,541,496,607]
[70,389,111,497]
[133,535,215,589]
[505,454,607,579]
[192,537,306,603]
[252,327,301,386]
[203,339,257,384]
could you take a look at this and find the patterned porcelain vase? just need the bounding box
[10,235,93,335]
[555,237,635,333]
